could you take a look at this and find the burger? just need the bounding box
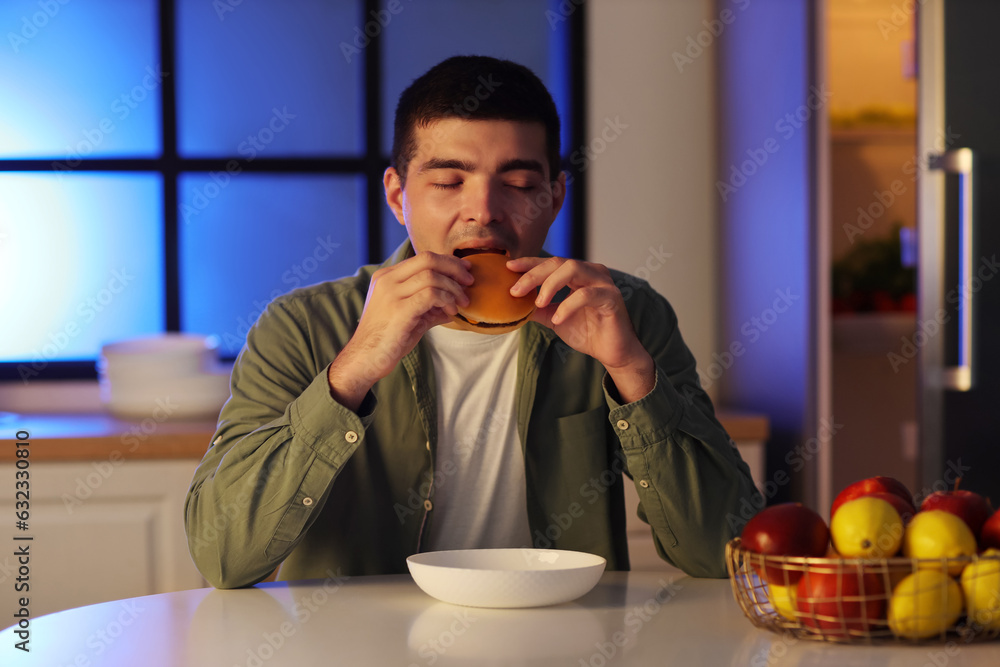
[451,249,537,334]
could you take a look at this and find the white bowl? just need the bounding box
[406,548,606,608]
[100,333,219,379]
[100,370,231,421]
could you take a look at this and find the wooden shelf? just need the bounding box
[832,312,917,354]
[830,126,916,144]
[2,409,769,463]
[1,412,214,462]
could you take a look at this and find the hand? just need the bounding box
[507,257,655,403]
[328,252,473,410]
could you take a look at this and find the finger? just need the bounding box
[509,257,565,297]
[529,303,557,330]
[533,259,603,308]
[505,256,549,273]
[549,286,618,325]
[390,252,474,286]
[395,269,471,307]
[420,252,474,285]
[409,286,465,317]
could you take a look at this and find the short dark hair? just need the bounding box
[390,55,561,187]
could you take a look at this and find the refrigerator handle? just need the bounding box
[929,148,975,391]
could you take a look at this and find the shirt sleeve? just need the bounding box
[604,283,757,578]
[183,297,375,589]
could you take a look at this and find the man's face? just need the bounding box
[384,118,566,259]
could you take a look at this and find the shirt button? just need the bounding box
[423,499,433,511]
[639,480,650,489]
[345,430,359,443]
[616,419,630,431]
[303,497,314,506]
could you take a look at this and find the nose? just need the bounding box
[462,178,504,225]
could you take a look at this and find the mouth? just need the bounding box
[453,247,508,258]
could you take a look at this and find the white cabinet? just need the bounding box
[0,459,204,625]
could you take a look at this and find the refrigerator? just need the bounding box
[918,0,1000,506]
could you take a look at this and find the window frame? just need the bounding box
[0,0,587,381]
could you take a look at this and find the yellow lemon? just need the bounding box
[960,549,1000,632]
[902,510,977,576]
[767,582,798,621]
[831,496,904,558]
[888,570,964,639]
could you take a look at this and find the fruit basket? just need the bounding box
[726,538,1000,644]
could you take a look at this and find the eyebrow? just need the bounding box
[497,158,546,176]
[416,157,546,176]
[418,158,476,173]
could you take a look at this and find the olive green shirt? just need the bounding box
[184,241,756,588]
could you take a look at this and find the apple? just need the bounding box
[920,480,995,542]
[979,508,1000,551]
[741,503,829,585]
[796,563,886,636]
[863,492,917,525]
[831,476,914,517]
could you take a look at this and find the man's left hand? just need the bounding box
[507,256,655,403]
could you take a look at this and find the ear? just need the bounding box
[383,167,406,226]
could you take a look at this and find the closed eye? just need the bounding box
[432,182,462,190]
[507,184,536,192]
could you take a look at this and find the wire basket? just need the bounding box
[726,538,1000,644]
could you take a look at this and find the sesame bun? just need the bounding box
[452,252,536,334]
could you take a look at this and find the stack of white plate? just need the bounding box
[98,333,231,421]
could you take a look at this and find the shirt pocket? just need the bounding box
[552,406,617,482]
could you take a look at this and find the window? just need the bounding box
[0,0,585,379]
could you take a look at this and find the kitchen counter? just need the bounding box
[0,409,768,462]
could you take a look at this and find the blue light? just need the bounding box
[176,0,363,157]
[0,173,164,363]
[178,173,365,357]
[0,0,159,159]
[380,0,556,155]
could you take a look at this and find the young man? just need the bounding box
[184,56,756,588]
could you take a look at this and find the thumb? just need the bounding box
[529,304,558,330]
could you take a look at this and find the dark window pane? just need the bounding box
[176,0,363,157]
[0,0,160,158]
[179,174,365,357]
[0,173,164,362]
[380,0,570,156]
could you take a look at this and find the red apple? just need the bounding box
[796,563,886,636]
[981,508,1000,551]
[861,492,917,525]
[741,503,829,585]
[920,481,995,542]
[831,476,914,517]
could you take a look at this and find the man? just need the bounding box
[184,56,756,588]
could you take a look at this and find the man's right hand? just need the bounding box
[327,252,473,411]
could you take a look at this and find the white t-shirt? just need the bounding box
[421,325,531,551]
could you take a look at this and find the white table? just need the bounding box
[2,571,997,666]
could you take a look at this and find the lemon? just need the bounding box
[888,570,964,639]
[960,549,1000,632]
[767,582,798,621]
[831,496,904,558]
[902,510,977,576]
